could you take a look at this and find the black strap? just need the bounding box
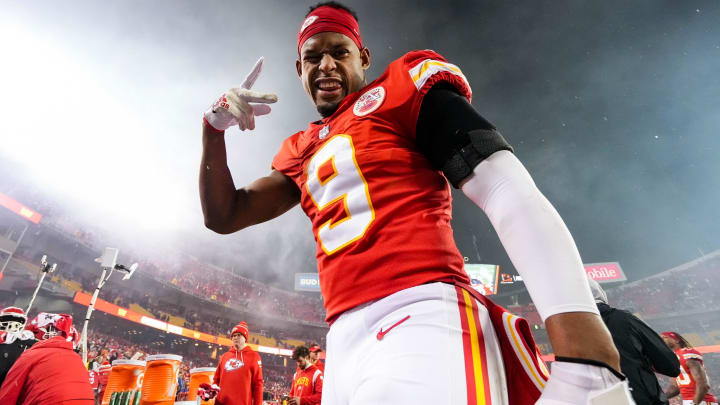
[554,356,626,381]
[416,84,513,188]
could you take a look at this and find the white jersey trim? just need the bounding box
[408,59,471,94]
[501,312,548,392]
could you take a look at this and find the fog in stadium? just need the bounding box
[1,0,719,403]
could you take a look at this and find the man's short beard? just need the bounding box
[317,102,341,118]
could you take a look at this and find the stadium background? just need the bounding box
[1,0,720,403]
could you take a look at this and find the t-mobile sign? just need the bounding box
[584,262,626,283]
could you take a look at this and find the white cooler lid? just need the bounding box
[145,354,183,362]
[190,367,216,373]
[111,359,146,367]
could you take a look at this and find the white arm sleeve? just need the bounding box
[460,150,598,321]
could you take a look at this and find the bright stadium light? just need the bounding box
[118,262,139,281]
[25,255,58,314]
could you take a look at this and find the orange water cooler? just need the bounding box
[101,359,146,405]
[139,354,183,405]
[187,367,216,404]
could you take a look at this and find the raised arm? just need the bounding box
[200,122,299,234]
[199,58,300,234]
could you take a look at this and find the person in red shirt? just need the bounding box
[0,312,94,405]
[209,322,263,405]
[88,367,100,397]
[307,343,324,372]
[289,346,323,405]
[96,360,111,402]
[199,2,633,404]
[662,332,718,405]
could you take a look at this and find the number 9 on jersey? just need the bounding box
[305,135,375,255]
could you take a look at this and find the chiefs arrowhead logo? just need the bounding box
[300,16,318,33]
[353,86,385,117]
[224,358,244,371]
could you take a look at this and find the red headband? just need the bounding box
[661,331,681,342]
[297,6,362,55]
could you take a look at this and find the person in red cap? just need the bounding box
[0,313,94,404]
[205,321,263,405]
[307,343,324,372]
[200,2,633,404]
[662,331,718,405]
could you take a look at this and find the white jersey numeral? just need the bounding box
[305,135,375,255]
[677,366,691,386]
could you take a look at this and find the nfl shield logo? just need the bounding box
[353,86,386,117]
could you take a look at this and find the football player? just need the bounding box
[662,331,718,405]
[199,2,633,404]
[289,345,323,405]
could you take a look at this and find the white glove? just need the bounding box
[204,57,278,132]
[198,383,220,400]
[536,359,636,405]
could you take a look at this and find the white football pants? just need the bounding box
[321,282,508,405]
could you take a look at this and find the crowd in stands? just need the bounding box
[4,251,329,353]
[608,254,720,318]
[509,302,542,326]
[507,252,720,329]
[162,256,326,324]
[1,175,327,327]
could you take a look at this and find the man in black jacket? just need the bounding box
[588,278,680,405]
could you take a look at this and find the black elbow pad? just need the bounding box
[417,85,513,188]
[438,128,513,188]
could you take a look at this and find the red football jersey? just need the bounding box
[675,348,717,402]
[290,364,323,405]
[97,363,111,397]
[273,50,473,322]
[88,369,99,391]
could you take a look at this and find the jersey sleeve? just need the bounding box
[311,369,323,398]
[386,50,473,138]
[272,132,305,180]
[404,49,472,102]
[682,349,704,363]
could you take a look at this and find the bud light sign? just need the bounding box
[294,273,321,292]
[584,262,626,283]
